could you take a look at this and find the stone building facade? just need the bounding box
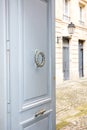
[56,0,87,85]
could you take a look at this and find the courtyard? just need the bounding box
[56,78,87,130]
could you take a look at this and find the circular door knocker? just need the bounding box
[34,50,45,68]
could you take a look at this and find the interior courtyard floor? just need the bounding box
[56,78,87,130]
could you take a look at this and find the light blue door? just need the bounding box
[9,0,55,130]
[63,38,69,80]
[79,42,84,77]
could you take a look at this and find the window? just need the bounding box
[80,7,83,21]
[79,5,85,24]
[63,0,70,21]
[65,0,68,15]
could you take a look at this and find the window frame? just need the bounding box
[63,0,70,21]
[79,3,85,24]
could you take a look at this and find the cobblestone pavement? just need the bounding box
[56,78,87,130]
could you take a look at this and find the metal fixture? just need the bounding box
[34,50,45,68]
[56,36,61,44]
[35,109,46,117]
[68,22,75,34]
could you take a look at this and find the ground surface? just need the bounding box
[56,78,87,130]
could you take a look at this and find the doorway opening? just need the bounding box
[63,37,69,80]
[79,40,84,78]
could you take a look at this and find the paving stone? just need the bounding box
[56,78,87,130]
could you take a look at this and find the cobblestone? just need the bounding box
[56,78,87,130]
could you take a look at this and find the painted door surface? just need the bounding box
[79,43,84,77]
[0,0,7,130]
[9,0,55,130]
[63,39,69,80]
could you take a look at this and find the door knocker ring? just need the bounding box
[34,50,45,68]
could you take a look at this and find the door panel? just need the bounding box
[24,118,49,130]
[24,0,48,98]
[19,0,49,110]
[21,113,51,130]
[9,0,55,130]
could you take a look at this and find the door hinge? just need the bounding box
[7,103,11,130]
[40,0,48,2]
[7,103,11,113]
[6,40,10,51]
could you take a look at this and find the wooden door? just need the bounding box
[9,0,55,130]
[63,38,69,80]
[79,42,84,77]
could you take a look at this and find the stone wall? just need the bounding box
[56,0,87,85]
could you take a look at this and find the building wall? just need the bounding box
[56,0,87,85]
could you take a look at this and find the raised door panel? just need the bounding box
[24,0,48,99]
[24,118,48,130]
[19,0,50,111]
[21,116,50,130]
